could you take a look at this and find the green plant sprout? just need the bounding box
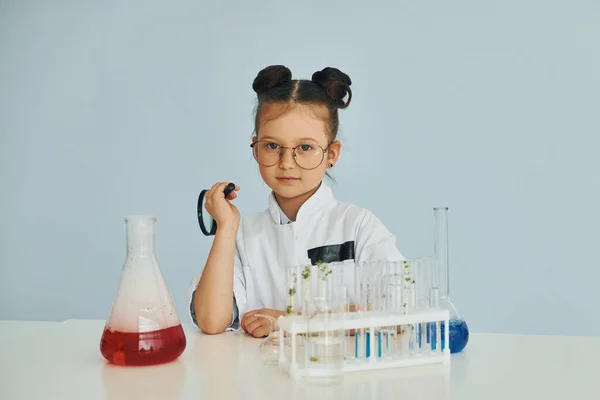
[301,265,312,280]
[401,260,415,312]
[316,260,332,281]
[403,260,415,284]
[287,268,297,315]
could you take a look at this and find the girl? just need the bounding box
[189,65,405,337]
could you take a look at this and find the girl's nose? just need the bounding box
[279,148,296,169]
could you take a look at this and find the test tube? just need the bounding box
[286,265,299,316]
[317,262,330,299]
[301,264,314,316]
[332,261,352,360]
[429,287,441,353]
[406,284,417,354]
[329,262,346,309]
[382,261,402,357]
[378,261,390,357]
[354,261,366,359]
[388,261,404,313]
[370,261,384,358]
[411,258,430,351]
[409,258,421,351]
[394,260,411,355]
[362,261,380,359]
[414,257,437,312]
[283,265,298,362]
[381,261,402,357]
[330,262,349,360]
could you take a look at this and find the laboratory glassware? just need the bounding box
[255,314,282,365]
[305,296,345,385]
[285,265,299,316]
[410,257,437,352]
[100,216,186,366]
[432,207,469,353]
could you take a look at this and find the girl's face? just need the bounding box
[253,104,340,200]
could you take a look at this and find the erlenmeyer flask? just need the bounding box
[432,207,469,353]
[100,215,187,366]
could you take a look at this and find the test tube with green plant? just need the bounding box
[401,259,417,353]
[286,265,298,315]
[301,264,312,315]
[316,260,332,298]
[402,260,415,313]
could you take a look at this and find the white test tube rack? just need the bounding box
[276,308,451,380]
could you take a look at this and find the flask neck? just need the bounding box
[433,207,450,297]
[125,216,157,258]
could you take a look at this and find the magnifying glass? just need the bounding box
[197,183,236,236]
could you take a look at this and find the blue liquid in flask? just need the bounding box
[427,319,469,353]
[431,206,470,354]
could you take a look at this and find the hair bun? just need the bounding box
[252,65,292,95]
[311,67,352,108]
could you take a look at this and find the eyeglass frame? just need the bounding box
[250,139,331,170]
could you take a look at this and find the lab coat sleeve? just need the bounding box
[188,237,247,333]
[354,210,406,262]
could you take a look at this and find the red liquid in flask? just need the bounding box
[102,215,187,366]
[100,324,187,366]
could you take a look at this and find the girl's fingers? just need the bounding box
[203,182,222,206]
[241,315,250,331]
[245,319,266,336]
[241,311,258,332]
[210,182,230,200]
[206,182,222,196]
[251,325,270,338]
[225,185,240,200]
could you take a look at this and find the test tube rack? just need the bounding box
[276,307,451,380]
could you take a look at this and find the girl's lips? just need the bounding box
[276,177,300,183]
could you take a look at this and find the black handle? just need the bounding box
[223,182,235,199]
[197,183,236,236]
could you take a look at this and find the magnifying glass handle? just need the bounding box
[223,183,235,200]
[198,182,236,236]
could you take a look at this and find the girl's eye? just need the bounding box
[265,142,280,150]
[298,144,313,152]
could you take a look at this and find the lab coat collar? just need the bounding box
[267,181,336,225]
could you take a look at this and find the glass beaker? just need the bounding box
[255,313,304,365]
[433,207,469,353]
[100,215,186,366]
[305,296,345,385]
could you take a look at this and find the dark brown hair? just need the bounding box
[251,65,352,142]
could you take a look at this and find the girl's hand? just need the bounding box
[203,182,241,228]
[241,309,287,338]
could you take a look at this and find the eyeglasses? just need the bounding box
[250,140,329,170]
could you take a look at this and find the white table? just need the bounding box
[1,319,598,399]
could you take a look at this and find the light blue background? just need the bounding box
[1,0,598,336]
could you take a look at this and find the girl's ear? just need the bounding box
[327,140,341,167]
[252,136,258,143]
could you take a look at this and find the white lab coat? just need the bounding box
[188,181,405,331]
